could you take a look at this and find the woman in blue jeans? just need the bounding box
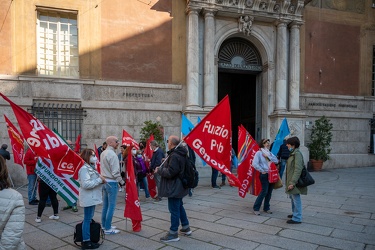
[285,136,307,224]
[78,149,106,249]
[252,139,279,215]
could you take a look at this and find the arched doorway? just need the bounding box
[217,38,262,153]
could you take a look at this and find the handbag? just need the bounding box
[74,219,104,246]
[273,176,283,189]
[268,162,279,183]
[296,167,315,187]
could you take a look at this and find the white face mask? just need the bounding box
[132,149,137,155]
[90,156,97,164]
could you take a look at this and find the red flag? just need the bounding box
[122,129,139,150]
[184,95,240,187]
[237,125,261,197]
[0,93,85,179]
[4,115,25,168]
[94,144,101,174]
[124,145,143,231]
[74,134,81,153]
[143,134,157,198]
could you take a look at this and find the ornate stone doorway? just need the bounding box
[218,38,262,152]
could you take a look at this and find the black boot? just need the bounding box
[81,241,100,249]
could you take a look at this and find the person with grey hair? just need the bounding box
[149,140,165,202]
[154,135,191,242]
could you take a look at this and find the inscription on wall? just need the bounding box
[302,97,365,111]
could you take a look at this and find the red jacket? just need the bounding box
[23,149,37,175]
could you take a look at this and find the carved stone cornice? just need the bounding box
[186,0,305,24]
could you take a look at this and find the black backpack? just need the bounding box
[74,219,104,246]
[180,156,199,189]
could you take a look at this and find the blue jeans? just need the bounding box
[83,205,96,241]
[138,176,150,198]
[168,197,189,233]
[253,173,274,211]
[290,194,302,222]
[27,174,37,202]
[101,182,118,230]
[211,168,218,187]
[279,159,287,179]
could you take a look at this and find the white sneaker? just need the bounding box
[102,226,117,230]
[35,217,41,223]
[104,229,120,235]
[119,187,123,192]
[49,215,59,220]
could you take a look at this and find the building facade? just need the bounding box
[0,0,374,184]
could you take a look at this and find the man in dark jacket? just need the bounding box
[150,140,165,201]
[154,135,191,242]
[277,139,290,179]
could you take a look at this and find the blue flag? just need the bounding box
[181,114,194,136]
[271,118,290,155]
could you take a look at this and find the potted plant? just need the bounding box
[139,120,165,151]
[307,116,333,171]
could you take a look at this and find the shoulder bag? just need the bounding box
[296,167,315,187]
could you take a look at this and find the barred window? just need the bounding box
[31,102,86,145]
[37,9,79,77]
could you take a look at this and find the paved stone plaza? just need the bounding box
[18,167,375,250]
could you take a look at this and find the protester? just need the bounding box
[0,155,26,249]
[62,140,78,212]
[285,136,306,224]
[97,141,107,160]
[78,149,106,249]
[0,144,11,161]
[35,178,59,223]
[23,147,39,205]
[154,135,191,242]
[211,168,220,189]
[252,138,279,215]
[118,145,127,192]
[134,149,150,199]
[149,140,165,202]
[277,139,290,179]
[100,136,123,234]
[221,148,237,187]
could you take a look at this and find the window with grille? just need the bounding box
[30,102,86,146]
[37,9,79,77]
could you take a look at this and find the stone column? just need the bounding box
[289,21,301,111]
[275,21,288,112]
[203,9,216,109]
[186,8,200,109]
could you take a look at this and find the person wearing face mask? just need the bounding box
[78,149,107,249]
[134,150,150,200]
[252,138,279,215]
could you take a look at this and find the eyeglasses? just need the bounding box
[115,140,119,143]
[167,140,169,143]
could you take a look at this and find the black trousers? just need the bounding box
[37,180,59,217]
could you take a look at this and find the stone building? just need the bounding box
[0,0,374,184]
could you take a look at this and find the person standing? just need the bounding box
[97,141,107,160]
[154,135,191,242]
[23,147,39,205]
[100,136,123,235]
[0,144,11,161]
[149,140,165,201]
[252,138,279,215]
[277,139,290,179]
[285,136,307,224]
[78,149,106,249]
[0,155,26,250]
[118,145,127,192]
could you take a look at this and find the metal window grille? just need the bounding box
[30,102,86,146]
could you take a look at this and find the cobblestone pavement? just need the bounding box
[18,167,375,250]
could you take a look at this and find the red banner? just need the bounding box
[74,134,81,154]
[124,145,143,231]
[184,95,240,187]
[122,129,139,150]
[0,93,85,179]
[237,125,261,197]
[143,134,156,198]
[4,115,25,168]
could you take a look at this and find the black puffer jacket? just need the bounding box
[158,146,189,198]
